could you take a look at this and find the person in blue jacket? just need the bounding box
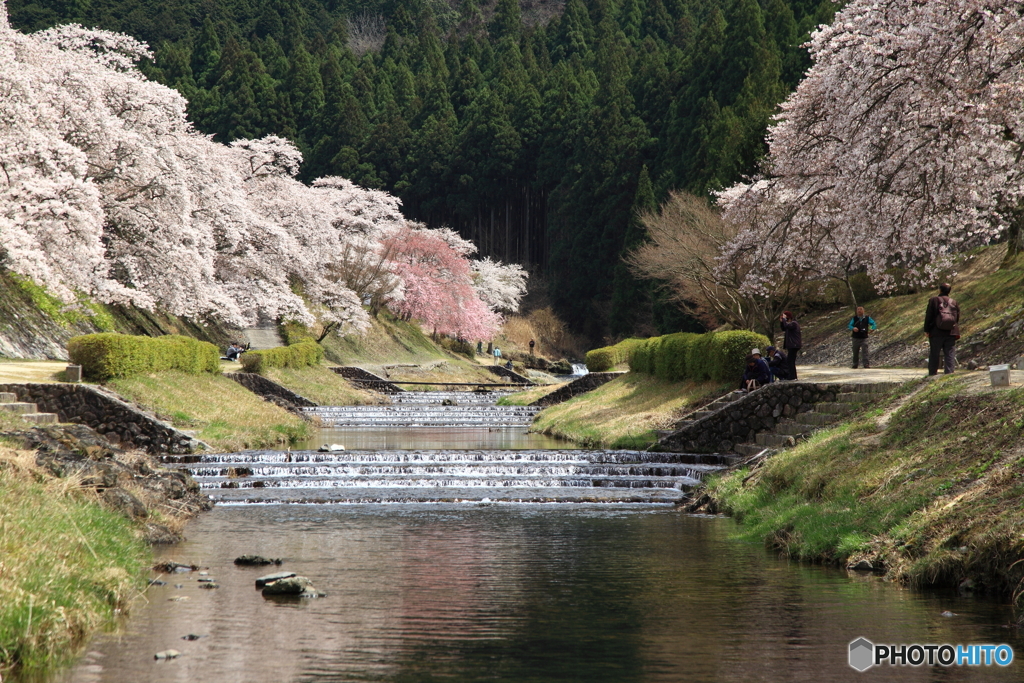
[740,349,772,392]
[848,306,877,368]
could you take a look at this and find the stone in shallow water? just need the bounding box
[154,650,181,659]
[255,571,296,587]
[261,576,314,595]
[235,554,283,566]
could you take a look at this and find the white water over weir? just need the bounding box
[167,391,729,504]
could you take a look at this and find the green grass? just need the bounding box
[802,246,1024,359]
[0,450,149,676]
[707,375,1024,601]
[498,383,568,406]
[262,365,382,406]
[530,374,730,448]
[108,371,311,451]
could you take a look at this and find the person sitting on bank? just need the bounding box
[848,306,877,369]
[225,342,243,361]
[740,349,772,392]
[764,345,788,381]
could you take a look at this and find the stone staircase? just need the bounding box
[670,391,747,432]
[0,391,59,425]
[732,383,893,457]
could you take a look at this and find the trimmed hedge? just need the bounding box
[68,333,220,381]
[617,330,771,383]
[585,338,644,372]
[240,340,324,374]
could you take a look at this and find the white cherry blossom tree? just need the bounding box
[719,0,1024,297]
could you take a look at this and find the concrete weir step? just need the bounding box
[755,433,796,448]
[837,392,879,403]
[793,412,839,427]
[733,443,767,457]
[775,421,813,437]
[0,402,36,414]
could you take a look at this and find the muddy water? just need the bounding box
[56,506,1022,683]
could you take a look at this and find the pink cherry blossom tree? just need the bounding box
[718,0,1024,298]
[383,225,502,340]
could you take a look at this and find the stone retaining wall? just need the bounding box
[656,382,851,453]
[530,372,625,407]
[0,383,201,454]
[486,365,535,385]
[329,366,403,393]
[226,372,317,409]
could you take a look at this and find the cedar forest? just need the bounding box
[7,0,837,342]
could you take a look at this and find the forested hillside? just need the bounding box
[8,0,837,341]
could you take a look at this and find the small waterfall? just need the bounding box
[571,363,590,376]
[167,390,730,504]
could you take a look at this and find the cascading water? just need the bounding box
[168,391,730,505]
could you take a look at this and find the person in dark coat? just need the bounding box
[780,311,802,380]
[924,283,961,375]
[765,345,788,381]
[740,349,772,391]
[848,306,877,369]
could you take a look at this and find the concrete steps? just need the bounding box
[0,391,59,425]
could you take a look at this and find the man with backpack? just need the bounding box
[924,283,961,375]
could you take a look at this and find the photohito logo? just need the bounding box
[849,638,1014,671]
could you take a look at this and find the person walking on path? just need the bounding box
[780,311,802,380]
[924,283,961,375]
[848,306,877,368]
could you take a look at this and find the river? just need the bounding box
[44,392,1024,682]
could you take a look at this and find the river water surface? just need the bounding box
[48,391,1024,682]
[58,505,1021,683]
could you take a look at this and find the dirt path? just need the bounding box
[0,359,244,383]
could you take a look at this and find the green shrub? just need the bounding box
[68,333,219,381]
[711,330,772,382]
[686,333,718,381]
[240,340,324,374]
[585,348,615,372]
[655,333,697,381]
[629,337,659,374]
[585,338,644,372]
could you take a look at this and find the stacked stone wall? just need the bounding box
[329,366,403,393]
[530,372,625,407]
[0,383,199,454]
[226,373,316,408]
[486,365,535,385]
[656,383,857,453]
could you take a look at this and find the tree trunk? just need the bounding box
[1001,213,1022,267]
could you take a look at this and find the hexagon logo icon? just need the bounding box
[849,637,875,672]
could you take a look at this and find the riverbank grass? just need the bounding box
[530,374,729,448]
[263,365,382,405]
[707,374,1024,600]
[108,371,310,451]
[0,447,148,676]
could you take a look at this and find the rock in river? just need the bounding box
[255,571,296,587]
[235,554,283,566]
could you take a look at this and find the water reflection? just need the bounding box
[298,426,581,451]
[56,507,1022,683]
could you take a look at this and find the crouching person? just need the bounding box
[740,349,772,392]
[764,345,788,381]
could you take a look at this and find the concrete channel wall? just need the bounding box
[329,367,404,393]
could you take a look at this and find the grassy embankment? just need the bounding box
[801,245,1024,366]
[107,371,311,451]
[523,374,730,449]
[706,373,1024,602]
[0,446,149,677]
